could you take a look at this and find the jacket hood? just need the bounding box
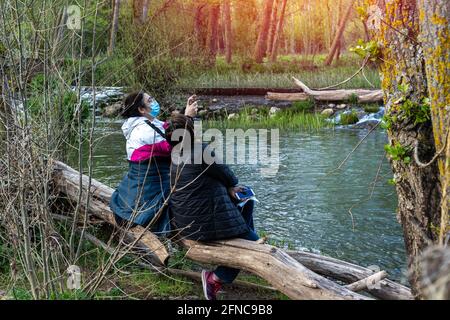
[121,117,147,139]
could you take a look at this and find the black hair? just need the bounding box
[165,114,195,147]
[121,91,145,118]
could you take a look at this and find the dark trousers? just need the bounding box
[214,200,259,284]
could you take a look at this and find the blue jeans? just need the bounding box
[214,200,259,284]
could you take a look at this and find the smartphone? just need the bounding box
[236,187,255,200]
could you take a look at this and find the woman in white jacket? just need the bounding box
[110,91,197,233]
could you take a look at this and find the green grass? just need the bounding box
[178,54,380,90]
[118,271,195,299]
[205,104,333,131]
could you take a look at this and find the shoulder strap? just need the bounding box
[145,120,166,140]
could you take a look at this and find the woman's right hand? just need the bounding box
[185,95,198,118]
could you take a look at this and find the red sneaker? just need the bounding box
[201,270,222,300]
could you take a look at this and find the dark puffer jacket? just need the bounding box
[169,145,249,241]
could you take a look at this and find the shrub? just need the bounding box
[340,111,359,125]
[347,93,359,105]
[363,104,380,113]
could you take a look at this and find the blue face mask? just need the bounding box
[149,99,160,118]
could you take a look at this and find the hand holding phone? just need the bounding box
[235,187,255,200]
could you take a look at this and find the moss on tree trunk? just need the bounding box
[371,0,441,297]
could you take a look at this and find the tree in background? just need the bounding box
[233,0,258,57]
[108,0,121,56]
[267,0,280,57]
[206,2,221,64]
[324,0,354,65]
[269,0,287,62]
[254,0,274,63]
[223,0,233,63]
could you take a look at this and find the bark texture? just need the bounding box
[418,0,450,244]
[373,0,441,297]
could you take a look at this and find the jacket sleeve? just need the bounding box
[201,145,238,187]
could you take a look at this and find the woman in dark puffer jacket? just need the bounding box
[166,115,259,300]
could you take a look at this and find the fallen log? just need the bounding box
[265,92,309,101]
[181,239,368,300]
[287,250,413,300]
[52,160,370,300]
[79,226,277,293]
[52,160,169,266]
[280,77,383,103]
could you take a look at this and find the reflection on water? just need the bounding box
[72,121,407,282]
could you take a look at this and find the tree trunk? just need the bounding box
[223,0,233,64]
[418,0,450,244]
[324,0,353,66]
[194,3,207,48]
[108,0,121,56]
[372,0,441,297]
[254,0,274,63]
[206,4,221,64]
[267,0,279,57]
[269,0,287,62]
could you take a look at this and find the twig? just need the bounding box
[318,56,370,90]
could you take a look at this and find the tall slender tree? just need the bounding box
[108,0,121,56]
[254,0,274,63]
[206,3,221,64]
[324,0,353,66]
[223,0,233,63]
[269,0,287,62]
[267,0,279,57]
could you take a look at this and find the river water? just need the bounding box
[75,120,407,283]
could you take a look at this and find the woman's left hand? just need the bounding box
[228,186,244,200]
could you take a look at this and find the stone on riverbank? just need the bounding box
[321,108,334,117]
[103,102,122,117]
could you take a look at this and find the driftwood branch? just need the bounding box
[287,250,413,300]
[292,77,383,102]
[345,270,388,292]
[265,77,383,103]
